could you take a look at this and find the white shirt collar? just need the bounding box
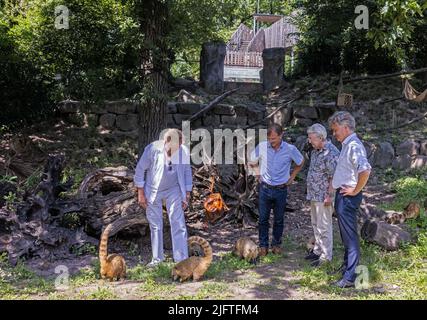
[342,133,357,145]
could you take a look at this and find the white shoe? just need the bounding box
[146,260,162,268]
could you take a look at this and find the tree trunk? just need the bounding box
[136,0,171,157]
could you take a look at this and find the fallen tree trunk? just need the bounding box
[0,155,98,265]
[361,220,412,251]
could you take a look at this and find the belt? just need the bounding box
[261,182,288,189]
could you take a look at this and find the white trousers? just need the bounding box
[146,186,188,263]
[310,201,333,261]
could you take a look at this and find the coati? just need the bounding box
[306,237,315,252]
[99,224,126,281]
[172,236,212,282]
[385,202,420,224]
[233,237,259,264]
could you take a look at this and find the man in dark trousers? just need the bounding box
[328,111,371,288]
[249,124,304,256]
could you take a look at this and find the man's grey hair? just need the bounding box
[328,111,356,131]
[307,123,327,141]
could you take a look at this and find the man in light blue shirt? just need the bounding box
[329,111,371,288]
[249,124,304,256]
[134,129,192,267]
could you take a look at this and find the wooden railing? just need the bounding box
[224,51,263,67]
[226,23,253,51]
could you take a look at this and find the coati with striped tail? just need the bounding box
[385,202,420,224]
[172,236,212,282]
[233,237,259,264]
[99,224,126,281]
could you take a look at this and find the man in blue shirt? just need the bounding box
[249,124,304,256]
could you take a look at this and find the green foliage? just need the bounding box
[1,0,140,126]
[70,243,97,256]
[0,254,55,299]
[3,191,17,210]
[293,0,401,75]
[10,0,140,101]
[0,175,17,183]
[383,171,427,211]
[367,0,426,65]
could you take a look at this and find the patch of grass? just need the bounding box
[293,232,427,299]
[205,250,284,279]
[138,278,176,299]
[0,254,55,299]
[176,282,232,300]
[69,260,100,287]
[204,253,257,278]
[86,286,118,300]
[127,261,173,282]
[0,175,17,184]
[292,172,427,299]
[382,172,427,212]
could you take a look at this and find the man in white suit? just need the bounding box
[134,129,192,267]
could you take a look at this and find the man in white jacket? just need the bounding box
[134,129,192,267]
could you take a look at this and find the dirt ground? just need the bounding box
[18,175,394,300]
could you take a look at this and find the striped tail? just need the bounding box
[99,224,112,263]
[188,236,212,264]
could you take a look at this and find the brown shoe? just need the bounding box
[259,247,268,257]
[271,246,282,255]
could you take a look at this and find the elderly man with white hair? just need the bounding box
[306,123,340,267]
[134,129,192,267]
[328,111,371,288]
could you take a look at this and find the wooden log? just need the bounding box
[361,220,412,251]
[188,88,240,123]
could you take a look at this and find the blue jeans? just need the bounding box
[335,191,363,282]
[258,183,288,248]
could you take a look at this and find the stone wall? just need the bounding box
[58,99,426,170]
[266,102,337,128]
[58,99,266,134]
[295,136,427,171]
[371,139,427,170]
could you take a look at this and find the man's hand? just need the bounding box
[340,186,357,197]
[138,190,147,209]
[182,192,191,210]
[286,176,295,186]
[324,194,333,206]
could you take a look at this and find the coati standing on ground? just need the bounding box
[233,237,259,264]
[99,224,126,281]
[385,201,420,224]
[172,236,212,282]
